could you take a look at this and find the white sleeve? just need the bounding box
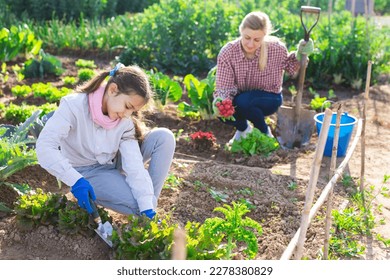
[36,99,82,187]
[119,136,154,212]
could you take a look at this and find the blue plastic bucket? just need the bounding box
[314,112,357,157]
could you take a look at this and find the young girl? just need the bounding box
[36,63,176,219]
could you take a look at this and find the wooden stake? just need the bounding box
[281,118,363,260]
[360,60,372,193]
[360,60,373,259]
[294,108,333,259]
[171,228,187,260]
[323,104,342,259]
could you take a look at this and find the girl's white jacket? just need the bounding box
[36,93,154,212]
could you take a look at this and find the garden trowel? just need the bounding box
[276,6,321,149]
[89,197,113,247]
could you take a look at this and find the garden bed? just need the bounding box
[1,55,390,260]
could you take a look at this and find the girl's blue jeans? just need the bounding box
[221,90,282,133]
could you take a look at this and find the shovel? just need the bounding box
[276,6,321,149]
[89,197,113,247]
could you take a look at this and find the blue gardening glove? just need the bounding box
[296,38,314,61]
[71,178,96,214]
[141,209,156,219]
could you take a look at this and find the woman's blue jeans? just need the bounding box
[221,90,282,133]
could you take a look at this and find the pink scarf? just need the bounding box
[88,86,120,129]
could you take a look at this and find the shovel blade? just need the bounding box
[95,221,113,247]
[276,105,316,149]
[94,229,113,247]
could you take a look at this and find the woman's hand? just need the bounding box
[212,97,235,121]
[296,38,314,61]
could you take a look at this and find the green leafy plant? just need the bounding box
[0,62,9,85]
[58,201,89,235]
[11,85,32,97]
[289,85,297,100]
[328,89,336,99]
[287,181,298,191]
[238,198,256,211]
[0,25,42,62]
[178,67,216,120]
[2,102,57,123]
[376,233,390,248]
[236,187,254,196]
[201,202,263,259]
[230,128,279,156]
[310,94,331,112]
[75,59,97,69]
[185,221,226,260]
[148,69,182,109]
[119,0,237,74]
[78,68,95,82]
[163,173,183,190]
[333,73,345,85]
[0,111,42,211]
[23,49,64,79]
[32,82,71,102]
[14,188,67,230]
[112,215,176,260]
[11,64,24,82]
[58,199,112,235]
[329,207,366,258]
[208,188,229,203]
[0,111,40,178]
[173,128,184,141]
[62,76,77,86]
[327,174,390,259]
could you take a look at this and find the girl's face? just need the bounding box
[102,83,146,121]
[240,28,265,57]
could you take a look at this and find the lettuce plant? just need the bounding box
[112,215,176,260]
[14,188,67,230]
[230,128,279,156]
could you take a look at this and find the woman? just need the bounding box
[214,11,314,145]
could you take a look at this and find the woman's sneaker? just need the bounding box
[228,125,253,145]
[266,126,274,138]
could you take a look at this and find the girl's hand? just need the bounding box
[141,209,156,219]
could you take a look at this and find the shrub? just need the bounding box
[119,0,239,74]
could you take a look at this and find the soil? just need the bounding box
[0,55,390,260]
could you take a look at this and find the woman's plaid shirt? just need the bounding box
[214,38,299,100]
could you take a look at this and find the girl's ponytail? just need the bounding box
[76,71,110,94]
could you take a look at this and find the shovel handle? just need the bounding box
[300,6,321,41]
[295,6,321,119]
[89,196,101,223]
